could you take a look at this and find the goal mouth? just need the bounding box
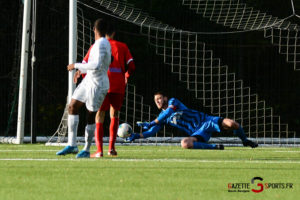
[46,0,298,146]
[5,0,298,145]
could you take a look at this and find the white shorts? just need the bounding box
[72,79,108,112]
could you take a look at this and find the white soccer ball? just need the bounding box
[117,123,132,138]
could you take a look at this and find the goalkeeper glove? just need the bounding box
[125,133,140,142]
[136,121,156,130]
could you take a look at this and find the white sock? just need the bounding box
[83,124,96,152]
[67,115,79,147]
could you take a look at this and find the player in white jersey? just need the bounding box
[56,18,111,158]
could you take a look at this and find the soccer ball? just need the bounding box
[117,123,132,138]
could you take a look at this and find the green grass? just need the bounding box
[0,144,300,200]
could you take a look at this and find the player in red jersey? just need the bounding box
[91,24,136,157]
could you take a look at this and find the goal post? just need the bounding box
[16,0,32,144]
[15,0,76,144]
[68,0,77,104]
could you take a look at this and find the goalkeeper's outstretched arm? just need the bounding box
[152,98,178,125]
[127,124,162,142]
[140,124,162,138]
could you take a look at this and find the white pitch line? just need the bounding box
[0,150,58,152]
[0,149,298,153]
[0,149,232,152]
[0,158,300,164]
[0,149,183,152]
[110,158,300,164]
[274,151,300,153]
[0,158,96,161]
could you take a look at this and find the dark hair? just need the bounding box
[107,23,116,36]
[154,91,167,97]
[94,18,108,37]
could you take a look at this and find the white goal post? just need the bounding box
[15,0,32,144]
[68,0,77,104]
[14,0,77,144]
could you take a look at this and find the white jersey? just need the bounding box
[72,37,111,111]
[75,37,111,89]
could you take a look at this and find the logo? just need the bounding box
[228,177,293,193]
[251,177,264,193]
[170,111,183,125]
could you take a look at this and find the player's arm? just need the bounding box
[74,41,107,71]
[125,60,135,84]
[67,45,93,72]
[125,59,135,78]
[79,45,92,77]
[152,98,178,125]
[136,98,178,129]
[126,124,162,142]
[124,45,135,82]
[73,70,81,83]
[137,107,176,130]
[155,106,175,123]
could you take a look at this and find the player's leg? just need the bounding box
[77,109,98,158]
[108,107,119,156]
[90,110,105,158]
[188,117,225,150]
[68,99,85,145]
[91,95,110,158]
[108,93,124,156]
[56,99,84,155]
[181,136,223,150]
[222,118,258,148]
[77,88,108,158]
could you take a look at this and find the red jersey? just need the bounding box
[81,40,135,93]
[81,45,93,78]
[108,38,135,94]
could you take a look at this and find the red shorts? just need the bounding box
[99,93,125,111]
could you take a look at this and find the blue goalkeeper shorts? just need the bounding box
[191,116,223,142]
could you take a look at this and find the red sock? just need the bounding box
[109,117,119,151]
[95,122,104,153]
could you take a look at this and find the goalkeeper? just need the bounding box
[127,91,258,150]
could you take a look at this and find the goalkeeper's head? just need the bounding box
[154,91,168,110]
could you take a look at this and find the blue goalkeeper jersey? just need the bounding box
[156,98,215,135]
[142,98,222,140]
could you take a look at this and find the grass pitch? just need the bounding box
[0,144,300,200]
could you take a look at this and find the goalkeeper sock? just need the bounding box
[95,122,104,153]
[83,124,95,152]
[67,115,79,147]
[193,142,216,149]
[233,125,247,142]
[109,117,119,151]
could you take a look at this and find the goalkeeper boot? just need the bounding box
[108,149,117,157]
[243,140,258,148]
[56,146,78,156]
[90,151,103,158]
[215,144,224,150]
[76,150,90,158]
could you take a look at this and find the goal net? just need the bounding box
[3,0,294,146]
[53,0,298,146]
[181,0,300,70]
[46,8,168,145]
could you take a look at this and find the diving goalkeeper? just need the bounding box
[126,91,258,150]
